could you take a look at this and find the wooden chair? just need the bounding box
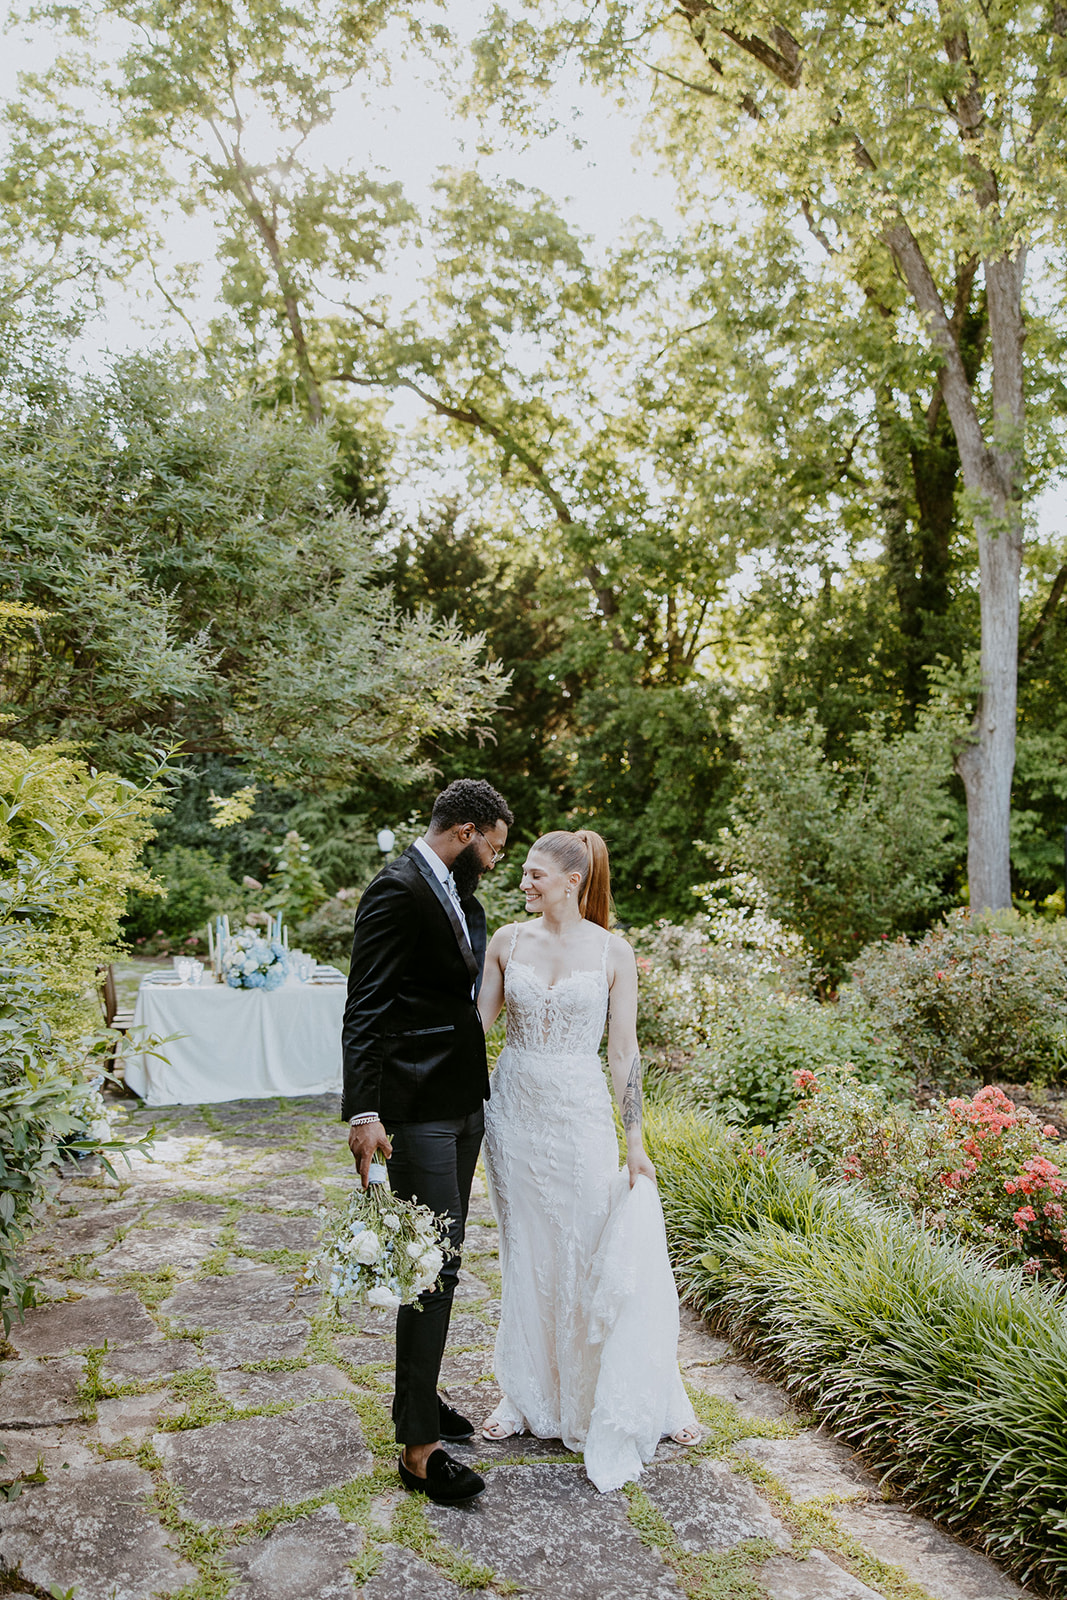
[96,964,137,1092]
[100,964,136,1032]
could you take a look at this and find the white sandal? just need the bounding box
[481,1418,520,1440]
[671,1424,702,1446]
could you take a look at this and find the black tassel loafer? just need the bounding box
[398,1448,486,1503]
[438,1399,475,1443]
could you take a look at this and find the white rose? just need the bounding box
[382,1213,401,1232]
[367,1285,401,1308]
[405,1241,424,1259]
[419,1248,443,1277]
[351,1231,381,1265]
[414,1216,436,1237]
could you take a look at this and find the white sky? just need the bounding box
[2,3,1064,546]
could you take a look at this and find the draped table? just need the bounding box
[124,973,347,1106]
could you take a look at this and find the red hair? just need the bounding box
[531,829,613,929]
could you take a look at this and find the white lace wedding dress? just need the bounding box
[482,926,698,1492]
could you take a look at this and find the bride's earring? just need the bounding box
[565,887,571,898]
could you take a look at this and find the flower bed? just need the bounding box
[776,1070,1067,1282]
[646,1099,1067,1596]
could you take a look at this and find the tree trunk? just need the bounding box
[956,501,1022,911]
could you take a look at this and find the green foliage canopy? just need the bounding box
[0,357,506,786]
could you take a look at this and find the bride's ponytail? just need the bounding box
[575,829,612,929]
[530,828,614,928]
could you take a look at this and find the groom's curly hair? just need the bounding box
[430,778,514,832]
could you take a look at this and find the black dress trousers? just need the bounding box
[386,1107,485,1446]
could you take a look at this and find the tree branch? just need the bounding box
[331,371,621,625]
[1019,563,1067,664]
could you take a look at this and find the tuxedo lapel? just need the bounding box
[465,897,488,997]
[405,846,481,985]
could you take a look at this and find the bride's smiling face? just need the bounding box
[520,851,580,915]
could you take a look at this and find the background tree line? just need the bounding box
[0,0,1064,981]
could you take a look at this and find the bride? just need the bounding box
[476,828,699,1492]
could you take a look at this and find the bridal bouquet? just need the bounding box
[221,929,289,991]
[301,1170,448,1311]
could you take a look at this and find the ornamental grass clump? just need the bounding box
[645,1099,1067,1594]
[777,1069,1067,1280]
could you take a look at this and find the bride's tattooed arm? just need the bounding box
[621,1051,643,1135]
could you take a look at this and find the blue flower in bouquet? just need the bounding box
[221,928,290,990]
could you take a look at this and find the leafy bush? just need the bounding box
[688,994,903,1128]
[266,830,326,924]
[125,845,246,944]
[842,909,1067,1089]
[295,890,359,964]
[645,1099,1067,1595]
[0,741,160,1039]
[718,705,960,985]
[632,904,810,1066]
[0,749,157,1325]
[776,1069,1066,1279]
[632,912,900,1124]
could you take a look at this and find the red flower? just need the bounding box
[1013,1205,1037,1228]
[1043,1125,1060,1140]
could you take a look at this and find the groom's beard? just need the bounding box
[452,843,485,902]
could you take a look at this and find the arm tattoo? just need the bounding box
[621,1051,643,1134]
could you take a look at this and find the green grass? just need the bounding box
[646,1099,1067,1597]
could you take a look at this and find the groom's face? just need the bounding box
[452,819,508,900]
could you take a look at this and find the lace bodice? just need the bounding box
[502,927,610,1056]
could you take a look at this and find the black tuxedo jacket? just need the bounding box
[340,846,489,1124]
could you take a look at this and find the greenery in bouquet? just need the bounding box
[221,929,289,990]
[302,1179,449,1311]
[777,1067,1067,1279]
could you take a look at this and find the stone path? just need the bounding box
[0,1095,1034,1600]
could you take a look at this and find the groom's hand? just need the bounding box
[348,1119,393,1190]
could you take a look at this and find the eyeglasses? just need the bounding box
[474,827,506,865]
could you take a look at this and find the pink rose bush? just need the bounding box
[777,1070,1067,1281]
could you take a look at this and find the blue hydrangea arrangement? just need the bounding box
[221,929,290,990]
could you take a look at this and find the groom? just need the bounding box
[341,777,513,1503]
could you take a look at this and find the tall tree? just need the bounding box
[474,0,1067,909]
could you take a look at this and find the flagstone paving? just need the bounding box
[0,1094,1037,1600]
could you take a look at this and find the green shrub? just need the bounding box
[266,829,326,924]
[842,909,1067,1089]
[125,844,246,944]
[0,741,160,1039]
[776,1069,1066,1278]
[0,749,158,1325]
[717,706,960,985]
[632,909,810,1069]
[295,890,359,963]
[632,914,900,1124]
[645,1099,1067,1595]
[688,994,904,1128]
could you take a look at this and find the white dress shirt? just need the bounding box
[414,837,471,945]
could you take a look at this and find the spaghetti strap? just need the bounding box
[505,923,521,969]
[600,929,611,976]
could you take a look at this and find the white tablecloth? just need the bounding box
[125,978,347,1106]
